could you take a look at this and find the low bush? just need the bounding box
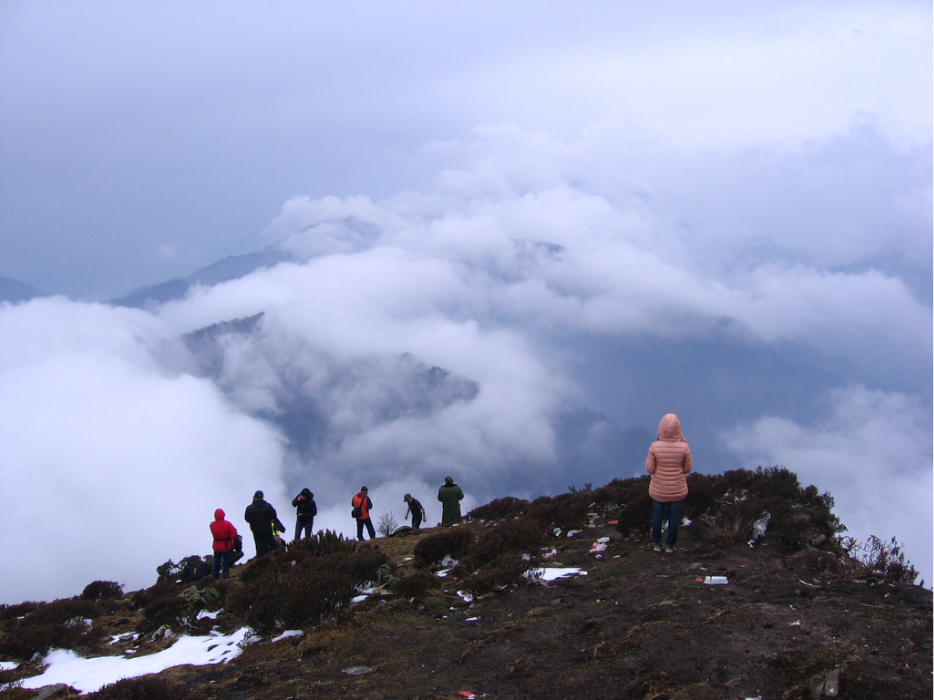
[0,601,40,622]
[413,527,473,567]
[131,581,179,610]
[394,571,441,599]
[524,493,590,531]
[86,675,209,700]
[287,529,358,558]
[466,519,546,569]
[460,553,529,597]
[468,496,530,521]
[82,580,124,601]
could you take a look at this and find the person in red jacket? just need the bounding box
[646,413,693,553]
[210,508,238,579]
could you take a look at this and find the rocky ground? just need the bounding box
[1,471,931,700]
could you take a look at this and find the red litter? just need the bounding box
[458,693,477,699]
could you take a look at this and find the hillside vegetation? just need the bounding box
[0,468,930,700]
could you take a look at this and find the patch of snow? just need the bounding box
[195,609,222,620]
[20,627,251,694]
[271,630,303,643]
[0,661,18,671]
[526,567,587,581]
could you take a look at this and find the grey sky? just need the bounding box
[0,1,931,603]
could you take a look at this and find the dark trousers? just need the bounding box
[253,531,279,557]
[652,498,684,548]
[212,550,231,579]
[356,517,376,540]
[295,518,313,541]
[411,510,422,529]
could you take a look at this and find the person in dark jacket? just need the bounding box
[292,488,317,541]
[403,493,426,529]
[438,476,464,526]
[244,490,284,557]
[352,486,376,541]
[209,508,238,579]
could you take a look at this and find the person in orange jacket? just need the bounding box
[209,509,238,579]
[352,486,376,541]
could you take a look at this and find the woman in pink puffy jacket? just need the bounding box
[646,413,692,552]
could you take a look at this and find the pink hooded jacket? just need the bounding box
[646,414,692,502]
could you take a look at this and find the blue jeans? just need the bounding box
[652,498,684,548]
[212,550,231,579]
[295,518,313,541]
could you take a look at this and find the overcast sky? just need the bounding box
[0,1,931,603]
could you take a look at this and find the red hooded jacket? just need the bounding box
[210,509,238,552]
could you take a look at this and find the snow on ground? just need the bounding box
[529,567,587,581]
[20,627,250,694]
[0,661,17,671]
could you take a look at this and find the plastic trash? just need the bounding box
[703,576,729,585]
[554,528,562,537]
[596,536,610,544]
[590,542,608,553]
[747,512,771,547]
[342,666,372,676]
[567,529,583,537]
[542,548,558,559]
[458,693,477,699]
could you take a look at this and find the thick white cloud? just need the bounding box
[721,385,933,586]
[0,298,288,604]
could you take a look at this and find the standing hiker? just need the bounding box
[352,486,376,541]
[646,413,693,553]
[244,490,284,557]
[437,476,464,526]
[403,493,427,530]
[209,508,238,580]
[292,488,317,541]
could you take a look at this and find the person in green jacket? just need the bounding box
[437,476,464,526]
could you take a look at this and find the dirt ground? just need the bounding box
[161,520,932,700]
[2,513,931,700]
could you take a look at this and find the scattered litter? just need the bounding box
[271,630,303,643]
[789,620,801,627]
[747,512,771,547]
[542,548,558,559]
[703,576,729,585]
[596,536,610,544]
[607,520,618,525]
[436,568,451,578]
[457,590,476,603]
[798,579,820,588]
[554,528,562,537]
[404,557,413,561]
[681,517,692,526]
[590,542,607,553]
[440,555,458,568]
[342,666,372,676]
[567,530,583,537]
[351,595,369,605]
[465,616,480,622]
[458,692,477,699]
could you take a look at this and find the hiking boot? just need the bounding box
[664,546,675,553]
[653,544,662,552]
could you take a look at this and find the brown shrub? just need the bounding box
[460,553,529,597]
[466,519,546,569]
[395,571,441,599]
[524,493,590,531]
[413,527,473,567]
[0,601,40,622]
[86,675,209,700]
[131,581,179,610]
[468,496,529,521]
[82,580,124,601]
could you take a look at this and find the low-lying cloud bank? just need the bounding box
[1,125,930,603]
